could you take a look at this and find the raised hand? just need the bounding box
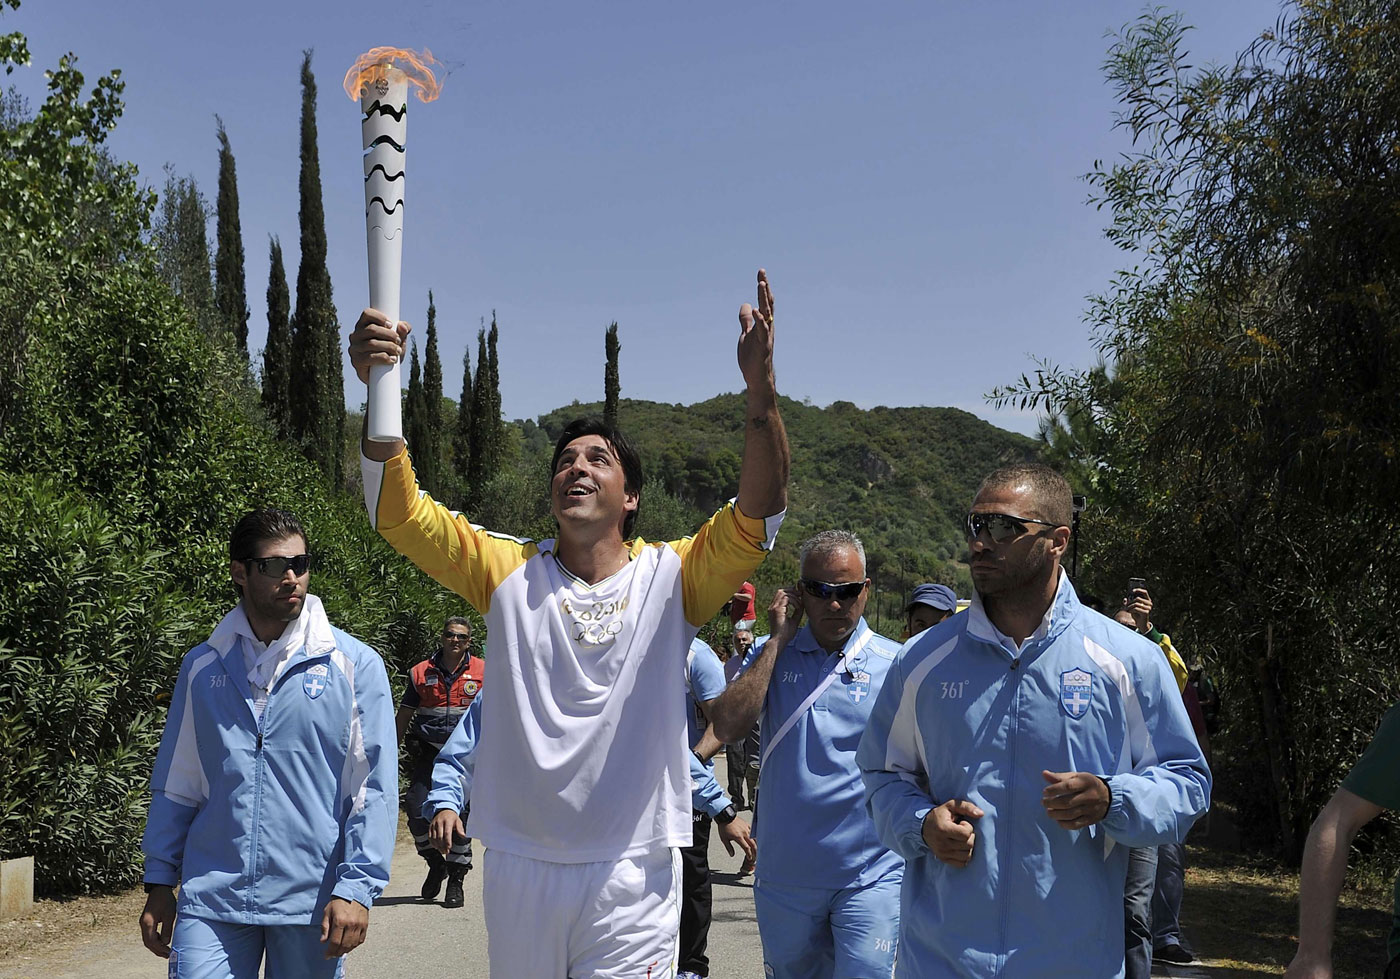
[737,269,776,389]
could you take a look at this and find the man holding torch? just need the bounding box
[348,270,788,977]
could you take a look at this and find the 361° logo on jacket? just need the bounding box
[1059,667,1093,719]
[304,663,331,700]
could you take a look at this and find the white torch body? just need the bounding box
[361,72,408,442]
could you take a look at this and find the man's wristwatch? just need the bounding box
[714,805,738,825]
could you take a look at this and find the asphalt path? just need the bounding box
[0,752,1205,978]
[0,758,764,978]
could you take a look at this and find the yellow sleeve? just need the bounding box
[1157,633,1189,693]
[369,449,534,614]
[669,502,780,627]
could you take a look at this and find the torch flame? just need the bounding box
[343,46,443,102]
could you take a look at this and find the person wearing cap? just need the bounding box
[905,583,958,638]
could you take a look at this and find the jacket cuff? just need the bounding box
[905,806,934,855]
[332,880,375,910]
[1101,775,1128,829]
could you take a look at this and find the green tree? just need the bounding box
[261,236,292,435]
[466,325,491,503]
[994,1,1400,858]
[487,312,505,464]
[288,50,343,485]
[213,118,249,360]
[452,344,472,503]
[604,321,620,428]
[152,168,214,335]
[405,338,427,471]
[421,290,445,496]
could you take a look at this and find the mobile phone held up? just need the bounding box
[1126,577,1147,595]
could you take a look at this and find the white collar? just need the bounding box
[207,593,335,663]
[968,569,1068,654]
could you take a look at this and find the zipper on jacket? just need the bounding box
[998,656,1022,970]
[247,694,273,917]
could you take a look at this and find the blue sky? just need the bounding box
[10,1,1283,434]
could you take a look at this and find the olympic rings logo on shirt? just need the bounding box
[573,619,624,646]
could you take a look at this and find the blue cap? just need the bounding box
[907,583,957,613]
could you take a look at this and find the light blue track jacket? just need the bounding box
[738,618,904,889]
[423,689,734,822]
[142,597,397,924]
[857,574,1211,978]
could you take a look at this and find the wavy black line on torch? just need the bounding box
[362,101,407,121]
[367,135,406,152]
[365,164,406,182]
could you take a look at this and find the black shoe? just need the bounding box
[420,858,447,902]
[1152,944,1195,965]
[443,871,466,909]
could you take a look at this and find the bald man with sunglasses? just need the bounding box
[858,464,1210,978]
[711,529,904,979]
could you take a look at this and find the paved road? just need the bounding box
[0,761,763,978]
[0,754,1207,978]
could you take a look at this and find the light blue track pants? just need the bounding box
[754,871,901,979]
[168,914,345,979]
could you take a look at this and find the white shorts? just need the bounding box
[483,846,682,979]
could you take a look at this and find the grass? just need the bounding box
[1181,842,1393,977]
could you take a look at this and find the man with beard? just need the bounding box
[138,509,396,978]
[710,530,904,979]
[858,464,1210,978]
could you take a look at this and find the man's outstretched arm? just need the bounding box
[1284,788,1383,979]
[735,270,789,521]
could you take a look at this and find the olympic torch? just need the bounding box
[343,47,443,442]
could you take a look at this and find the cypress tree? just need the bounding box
[453,345,472,504]
[604,321,620,428]
[261,236,292,434]
[288,49,343,484]
[422,290,444,496]
[467,325,491,502]
[486,312,505,463]
[406,339,426,468]
[214,118,249,360]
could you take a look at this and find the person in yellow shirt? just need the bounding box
[348,270,789,979]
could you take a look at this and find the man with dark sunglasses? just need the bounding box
[139,508,396,978]
[711,529,903,979]
[859,464,1210,978]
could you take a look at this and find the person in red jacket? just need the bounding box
[395,617,484,908]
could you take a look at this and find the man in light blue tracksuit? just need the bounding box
[858,464,1210,978]
[139,509,397,979]
[711,529,904,979]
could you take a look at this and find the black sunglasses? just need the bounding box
[244,554,311,579]
[964,512,1063,543]
[442,632,471,643]
[801,579,867,602]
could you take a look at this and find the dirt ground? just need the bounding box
[0,885,146,966]
[0,838,1394,977]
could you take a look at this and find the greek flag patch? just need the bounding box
[304,663,330,700]
[1059,667,1093,719]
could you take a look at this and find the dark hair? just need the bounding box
[976,463,1073,528]
[549,417,645,539]
[229,508,308,561]
[443,616,471,634]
